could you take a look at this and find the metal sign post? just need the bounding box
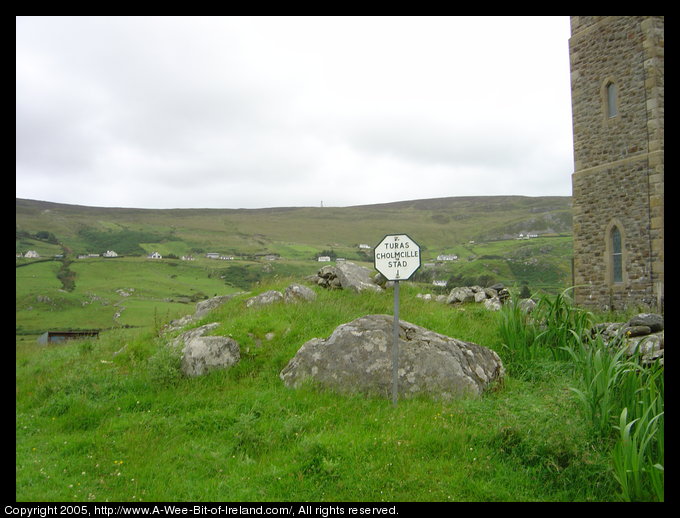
[391,280,400,406]
[373,234,421,406]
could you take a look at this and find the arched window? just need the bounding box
[611,226,623,283]
[606,82,618,118]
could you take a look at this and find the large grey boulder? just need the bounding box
[194,294,240,319]
[246,290,284,308]
[181,335,240,377]
[169,322,240,377]
[311,262,382,293]
[165,293,243,332]
[169,322,220,348]
[446,287,475,304]
[284,283,317,303]
[334,262,382,293]
[245,284,318,308]
[280,314,504,400]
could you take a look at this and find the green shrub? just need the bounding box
[147,344,183,388]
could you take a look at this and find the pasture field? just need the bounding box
[16,280,663,502]
[19,196,660,503]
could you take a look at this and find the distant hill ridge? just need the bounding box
[17,195,571,213]
[350,195,571,211]
[16,196,572,259]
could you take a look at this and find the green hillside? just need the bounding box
[17,196,572,335]
[16,198,665,503]
[16,196,571,256]
[15,280,662,502]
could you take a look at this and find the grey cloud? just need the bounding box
[16,16,573,209]
[346,117,539,170]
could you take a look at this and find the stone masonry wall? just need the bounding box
[572,158,655,308]
[569,16,664,311]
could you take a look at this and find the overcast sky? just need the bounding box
[16,16,574,209]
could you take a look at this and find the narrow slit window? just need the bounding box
[611,226,623,283]
[607,82,618,118]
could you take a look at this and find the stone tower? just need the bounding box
[569,16,663,311]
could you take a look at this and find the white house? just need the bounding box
[24,250,40,258]
[103,250,118,257]
[148,251,162,259]
[318,256,331,262]
[436,254,458,261]
[517,233,539,240]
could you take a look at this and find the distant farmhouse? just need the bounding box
[206,253,234,260]
[436,254,458,262]
[23,250,40,258]
[148,251,162,259]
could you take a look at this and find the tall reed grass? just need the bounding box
[499,288,593,377]
[564,335,664,501]
[562,335,635,437]
[612,349,664,502]
[498,288,664,501]
[498,298,540,376]
[533,290,593,362]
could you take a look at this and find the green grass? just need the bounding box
[15,257,240,335]
[16,196,664,502]
[498,291,664,501]
[17,196,573,291]
[16,237,63,258]
[17,280,636,502]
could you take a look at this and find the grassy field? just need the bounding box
[16,196,572,262]
[17,196,574,335]
[16,234,572,339]
[16,257,238,336]
[19,195,662,502]
[15,280,663,502]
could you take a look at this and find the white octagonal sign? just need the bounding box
[374,234,421,281]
